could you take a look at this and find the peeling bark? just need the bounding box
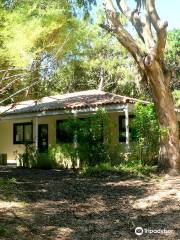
[145,61,180,174]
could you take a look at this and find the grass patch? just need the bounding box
[116,160,157,176]
[0,177,17,200]
[81,160,156,177]
[0,226,8,237]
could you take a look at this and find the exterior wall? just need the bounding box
[0,120,26,162]
[0,115,71,161]
[0,112,123,162]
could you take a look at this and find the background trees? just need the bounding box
[0,0,85,102]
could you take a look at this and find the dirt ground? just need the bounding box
[0,166,179,240]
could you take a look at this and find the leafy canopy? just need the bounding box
[0,0,83,67]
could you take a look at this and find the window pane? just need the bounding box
[15,125,23,142]
[119,115,136,142]
[24,124,32,141]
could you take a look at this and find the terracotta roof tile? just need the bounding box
[0,90,156,116]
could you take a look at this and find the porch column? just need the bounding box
[124,104,130,149]
[35,116,38,150]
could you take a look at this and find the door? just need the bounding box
[38,124,48,153]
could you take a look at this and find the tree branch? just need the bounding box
[0,78,41,105]
[0,75,29,94]
[102,0,144,69]
[116,0,155,50]
[0,73,29,82]
[146,0,168,59]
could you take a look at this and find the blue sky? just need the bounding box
[96,0,180,30]
[155,0,180,29]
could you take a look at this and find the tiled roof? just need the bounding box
[0,90,148,116]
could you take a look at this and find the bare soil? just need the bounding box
[0,166,179,240]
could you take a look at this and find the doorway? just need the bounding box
[38,124,48,153]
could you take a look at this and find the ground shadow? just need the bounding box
[0,167,179,239]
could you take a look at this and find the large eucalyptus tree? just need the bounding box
[101,0,180,174]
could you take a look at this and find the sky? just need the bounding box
[96,0,180,30]
[155,0,180,29]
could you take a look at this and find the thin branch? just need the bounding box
[0,68,28,73]
[1,73,29,82]
[0,78,41,105]
[0,76,29,94]
[0,69,9,84]
[55,30,72,58]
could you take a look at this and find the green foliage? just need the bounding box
[51,18,144,99]
[48,144,75,168]
[36,154,57,169]
[81,162,114,176]
[17,144,38,168]
[165,29,180,90]
[0,0,88,103]
[0,177,17,200]
[0,0,81,67]
[0,226,7,237]
[116,159,156,176]
[61,109,111,167]
[131,103,160,164]
[81,160,156,177]
[17,144,58,169]
[173,90,180,108]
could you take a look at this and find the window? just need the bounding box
[119,115,135,142]
[13,123,33,144]
[56,120,73,143]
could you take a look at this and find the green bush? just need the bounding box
[36,153,57,169]
[17,144,37,168]
[130,102,160,165]
[81,162,113,176]
[116,159,156,176]
[61,108,111,168]
[48,144,75,168]
[17,144,57,169]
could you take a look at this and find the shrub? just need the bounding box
[17,144,57,169]
[17,144,37,168]
[81,162,113,176]
[61,108,111,168]
[130,102,160,165]
[48,144,74,168]
[81,160,156,177]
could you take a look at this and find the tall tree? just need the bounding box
[101,0,180,174]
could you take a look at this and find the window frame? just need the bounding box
[13,122,33,144]
[119,115,135,143]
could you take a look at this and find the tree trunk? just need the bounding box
[146,61,180,175]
